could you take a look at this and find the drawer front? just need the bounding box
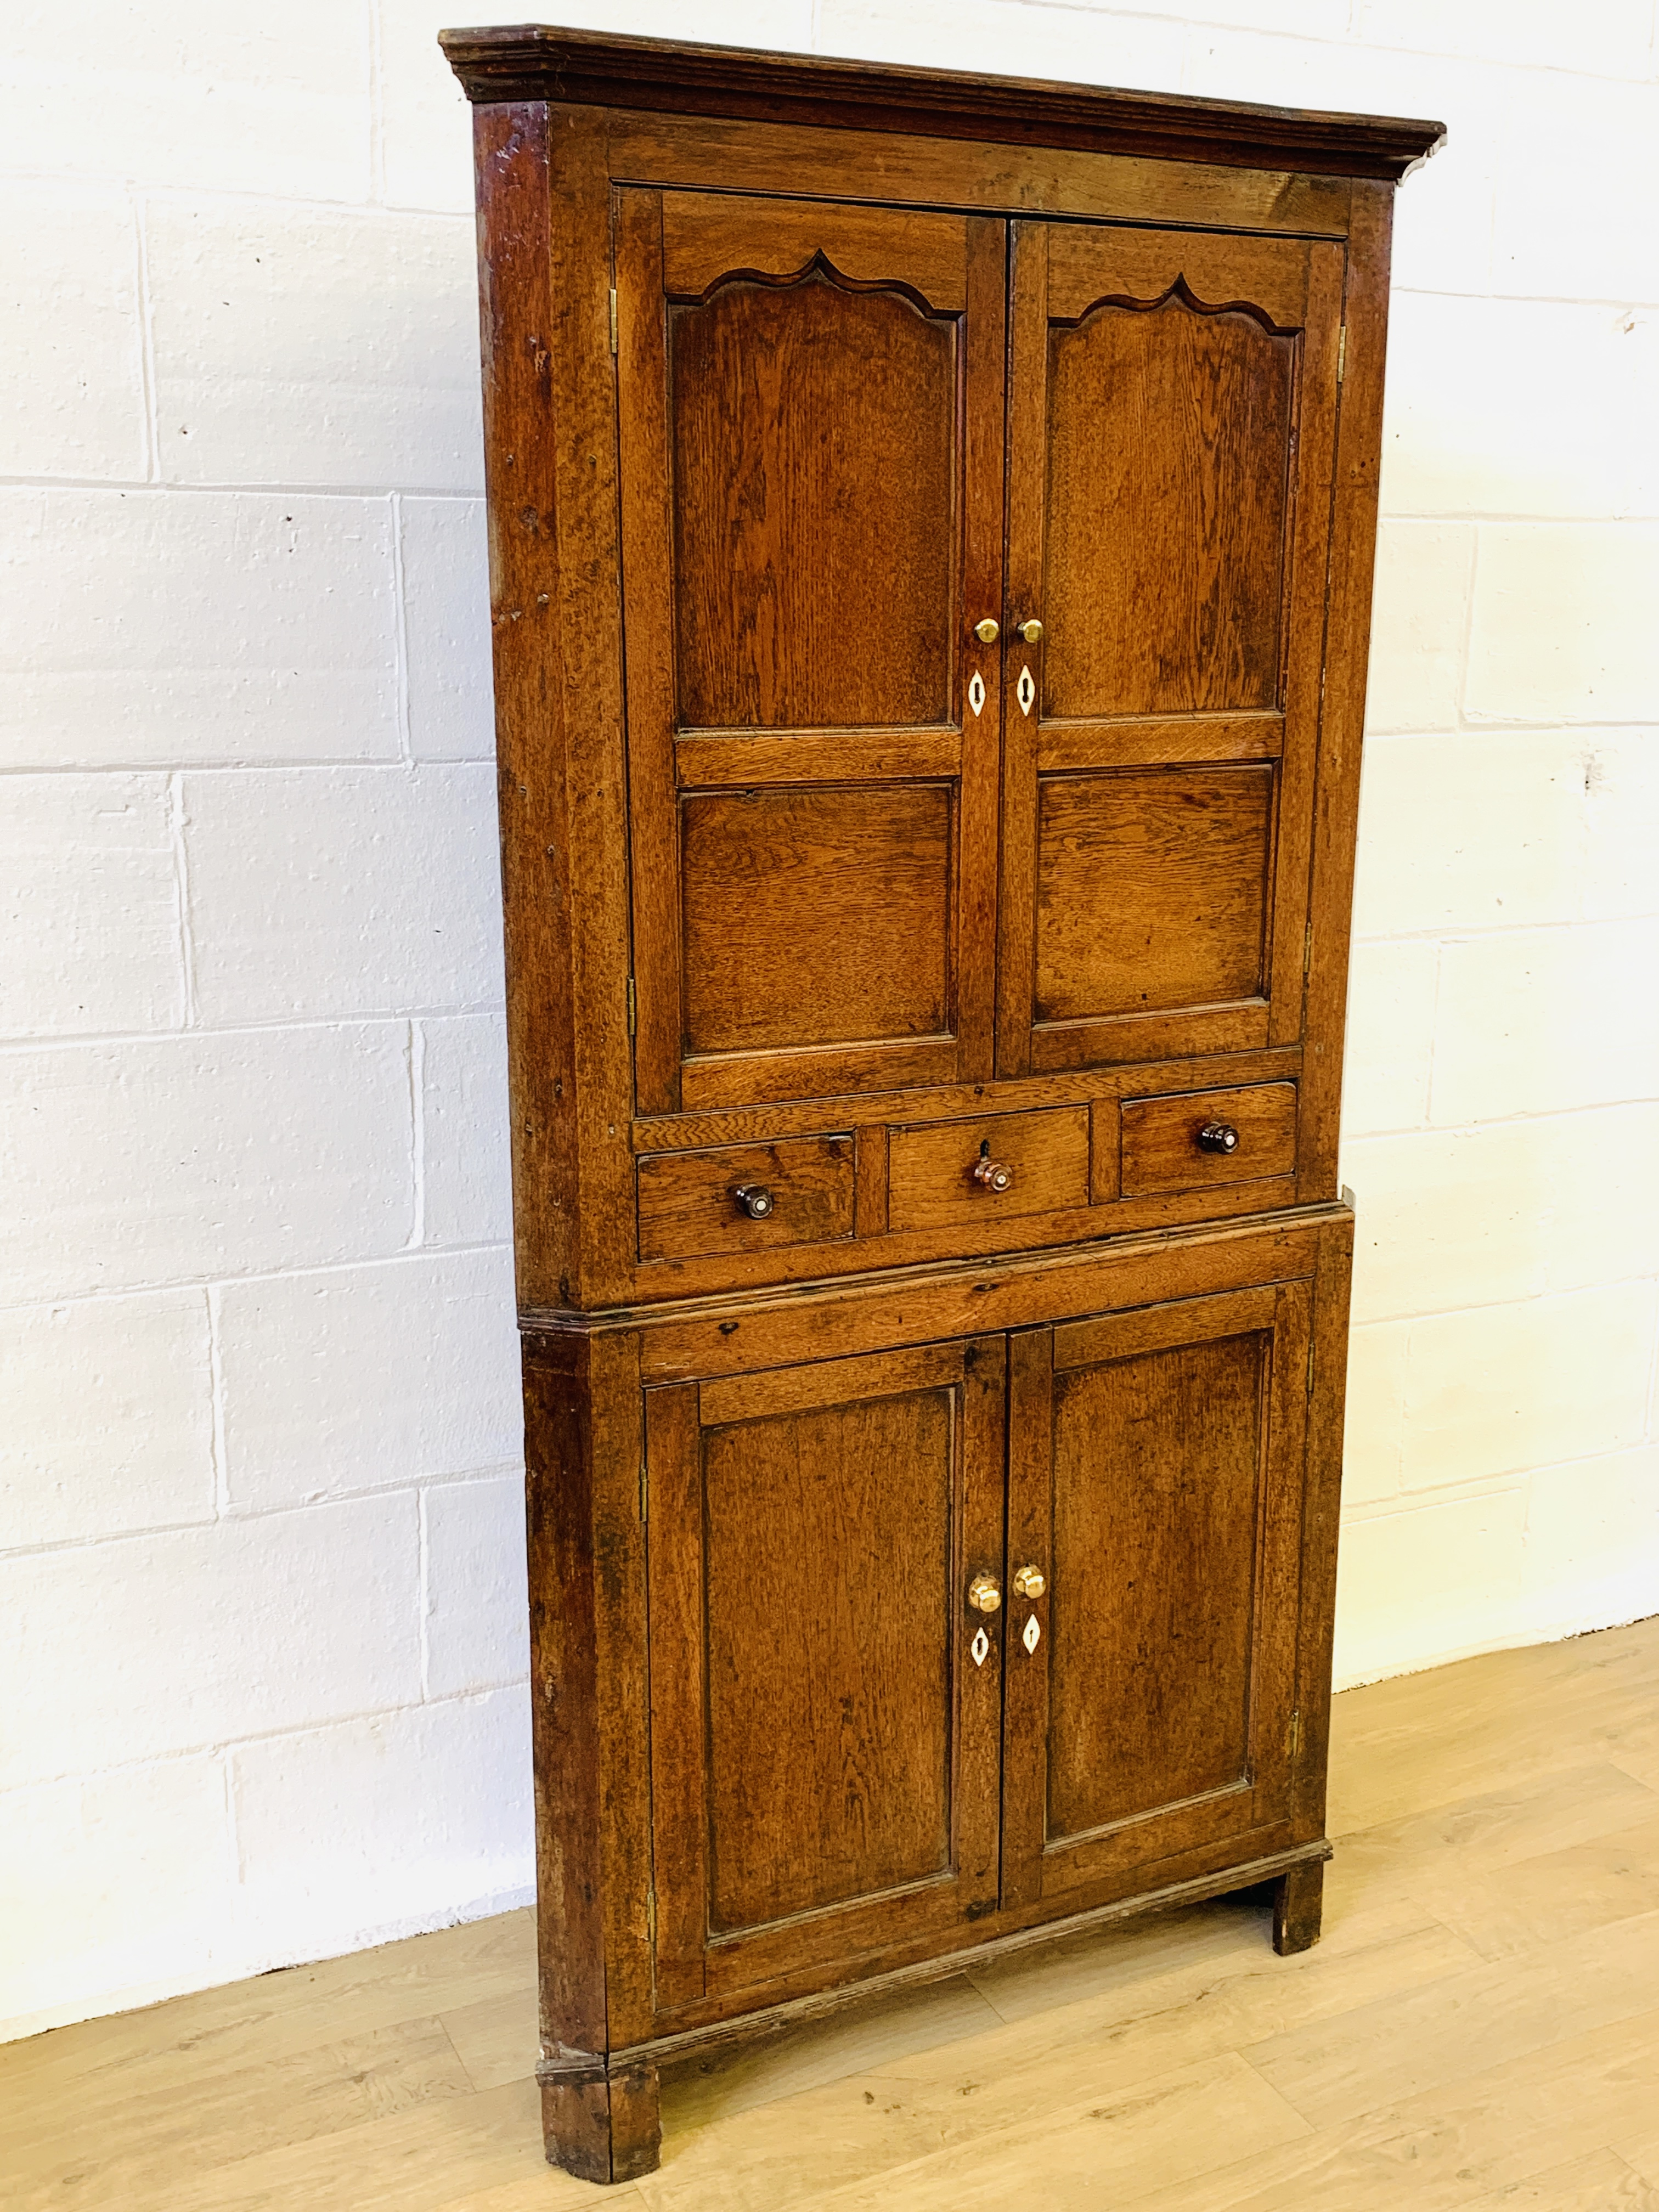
[638,1136,854,1262]
[1119,1082,1297,1197]
[888,1107,1090,1232]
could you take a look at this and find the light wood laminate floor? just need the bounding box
[6,1616,1659,2211]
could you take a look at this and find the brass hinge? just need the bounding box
[627,976,637,1036]
[1303,921,1313,975]
[609,288,618,356]
[647,1885,657,1944]
[1337,324,1347,384]
[1307,1341,1316,1399]
[639,1458,648,1522]
[1289,1708,1302,1759]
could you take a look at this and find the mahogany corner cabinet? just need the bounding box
[440,23,1442,2184]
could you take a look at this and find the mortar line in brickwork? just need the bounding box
[132,196,161,486]
[0,1006,503,1053]
[0,1683,531,1798]
[63,763,491,781]
[0,1250,514,1325]
[166,772,200,1029]
[0,1464,526,1567]
[0,476,486,500]
[1390,287,1659,312]
[1348,1271,1659,1333]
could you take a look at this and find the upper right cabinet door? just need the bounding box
[998,222,1345,1077]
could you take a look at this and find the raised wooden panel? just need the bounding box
[662,191,968,310]
[680,783,953,1055]
[636,1134,854,1261]
[1034,764,1273,1023]
[1048,1329,1266,1836]
[1001,1277,1312,1911]
[703,1383,956,1929]
[1045,226,1312,331]
[672,274,955,732]
[1045,300,1294,721]
[887,1105,1090,1232]
[645,1336,1007,2007]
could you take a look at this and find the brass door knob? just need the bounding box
[973,1151,1013,1194]
[1197,1123,1240,1155]
[1016,617,1043,644]
[733,1183,775,1218]
[973,617,1000,644]
[1013,1564,1046,1600]
[967,1573,1002,1615]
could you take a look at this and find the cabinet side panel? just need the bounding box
[1299,184,1395,1199]
[522,1335,607,2061]
[1294,1213,1355,1839]
[547,108,639,1301]
[473,103,580,1309]
[590,1331,653,2045]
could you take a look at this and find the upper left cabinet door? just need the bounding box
[616,191,1006,1114]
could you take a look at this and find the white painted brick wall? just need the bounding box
[1,0,1655,2043]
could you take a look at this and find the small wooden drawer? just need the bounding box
[888,1107,1090,1232]
[637,1136,854,1262]
[1119,1082,1298,1197]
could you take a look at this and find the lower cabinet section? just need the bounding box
[521,1208,1352,2182]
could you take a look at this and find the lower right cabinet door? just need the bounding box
[1001,1275,1312,1912]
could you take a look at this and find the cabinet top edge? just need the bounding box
[438,24,1446,181]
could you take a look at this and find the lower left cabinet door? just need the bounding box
[644,1335,1007,2015]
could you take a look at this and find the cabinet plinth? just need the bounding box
[443,22,1438,2180]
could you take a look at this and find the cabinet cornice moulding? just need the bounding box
[438,23,1446,182]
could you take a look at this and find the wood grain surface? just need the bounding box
[636,1135,855,1262]
[885,1104,1090,1231]
[1119,1080,1299,1196]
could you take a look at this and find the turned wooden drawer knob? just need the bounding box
[967,1573,1002,1615]
[1197,1122,1240,1155]
[973,1143,1013,1193]
[732,1183,775,1219]
[1013,1564,1046,1600]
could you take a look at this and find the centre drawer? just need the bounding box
[1119,1082,1298,1197]
[887,1107,1091,1232]
[637,1135,854,1262]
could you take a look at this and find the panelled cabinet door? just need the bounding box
[645,1336,1006,2011]
[1001,1280,1312,1911]
[998,224,1345,1077]
[616,189,1007,1114]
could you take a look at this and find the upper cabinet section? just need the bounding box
[445,30,1441,1305]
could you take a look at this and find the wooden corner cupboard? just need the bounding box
[440,23,1442,2184]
